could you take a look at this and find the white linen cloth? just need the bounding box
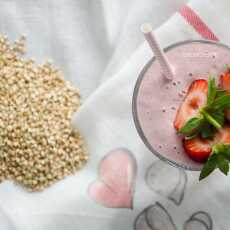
[0,0,230,229]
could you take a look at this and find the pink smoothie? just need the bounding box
[133,40,230,170]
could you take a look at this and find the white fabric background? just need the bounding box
[1,0,230,229]
[0,0,187,99]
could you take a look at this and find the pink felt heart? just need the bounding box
[88,148,137,209]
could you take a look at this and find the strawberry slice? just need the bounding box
[225,110,230,121]
[184,126,230,163]
[174,79,208,131]
[183,136,212,163]
[220,71,230,121]
[220,71,230,91]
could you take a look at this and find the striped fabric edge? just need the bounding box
[179,5,219,41]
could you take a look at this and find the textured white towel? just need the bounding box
[1,0,230,229]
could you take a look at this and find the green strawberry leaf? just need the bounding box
[223,152,230,161]
[212,94,230,110]
[207,76,216,106]
[223,144,230,153]
[199,154,217,180]
[200,122,214,138]
[217,154,229,175]
[216,89,226,98]
[200,144,230,180]
[211,110,225,126]
[218,144,230,161]
[184,132,199,140]
[179,117,203,135]
[213,144,225,153]
[201,110,222,129]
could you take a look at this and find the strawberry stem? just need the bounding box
[212,144,220,154]
[200,109,221,129]
[213,143,227,153]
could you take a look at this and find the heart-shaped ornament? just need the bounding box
[88,148,137,209]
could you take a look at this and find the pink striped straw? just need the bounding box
[141,23,174,80]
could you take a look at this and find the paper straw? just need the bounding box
[141,23,174,80]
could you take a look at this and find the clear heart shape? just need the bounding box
[184,211,213,230]
[134,202,177,230]
[146,160,187,205]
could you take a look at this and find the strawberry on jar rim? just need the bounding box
[220,68,230,121]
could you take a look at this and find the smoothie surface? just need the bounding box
[135,41,230,169]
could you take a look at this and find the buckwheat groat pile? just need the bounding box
[0,35,88,191]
